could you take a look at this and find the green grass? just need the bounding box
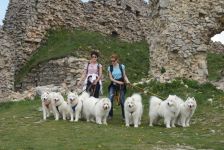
[207,52,224,81]
[0,80,224,150]
[7,28,224,149]
[15,28,149,84]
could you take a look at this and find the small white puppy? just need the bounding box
[124,93,143,128]
[67,92,83,122]
[41,91,53,120]
[177,97,197,127]
[149,95,180,128]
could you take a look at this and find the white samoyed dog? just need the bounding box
[82,96,111,125]
[67,91,83,122]
[176,97,197,127]
[41,91,53,120]
[124,93,143,128]
[50,92,69,120]
[149,95,180,128]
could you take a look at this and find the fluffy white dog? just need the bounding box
[149,95,180,128]
[82,96,111,125]
[124,93,143,128]
[50,92,69,121]
[41,91,53,120]
[67,92,83,122]
[177,97,197,127]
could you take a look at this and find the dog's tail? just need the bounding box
[131,93,142,102]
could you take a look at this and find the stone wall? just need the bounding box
[0,30,15,101]
[147,0,224,82]
[15,56,87,91]
[0,0,224,101]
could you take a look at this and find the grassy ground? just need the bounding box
[3,29,224,149]
[207,52,224,81]
[0,79,224,150]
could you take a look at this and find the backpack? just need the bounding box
[109,64,124,81]
[108,64,126,95]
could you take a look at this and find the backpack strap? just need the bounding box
[97,63,100,76]
[86,62,90,75]
[119,64,124,80]
[110,65,113,74]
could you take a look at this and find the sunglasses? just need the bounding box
[91,56,97,58]
[111,60,116,62]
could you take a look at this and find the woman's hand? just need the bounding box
[92,80,98,85]
[117,81,124,85]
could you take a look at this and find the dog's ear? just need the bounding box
[186,97,190,101]
[192,97,196,102]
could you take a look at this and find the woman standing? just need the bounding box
[108,54,130,120]
[78,51,102,98]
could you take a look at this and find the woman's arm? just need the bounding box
[93,65,103,84]
[123,73,130,84]
[122,66,130,84]
[77,67,87,86]
[108,71,124,85]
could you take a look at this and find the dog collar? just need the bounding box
[72,104,78,112]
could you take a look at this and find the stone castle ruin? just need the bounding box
[0,0,224,101]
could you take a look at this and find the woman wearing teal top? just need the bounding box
[108,54,130,120]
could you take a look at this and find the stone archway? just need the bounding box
[147,0,224,83]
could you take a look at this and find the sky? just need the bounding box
[0,0,224,44]
[0,0,9,25]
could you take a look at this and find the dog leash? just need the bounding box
[114,85,121,106]
[129,84,165,100]
[78,83,97,96]
[77,88,87,96]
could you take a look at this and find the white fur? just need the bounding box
[50,92,69,120]
[149,95,180,128]
[95,98,111,125]
[41,92,53,120]
[82,96,111,125]
[67,92,83,122]
[177,97,197,127]
[124,93,143,128]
